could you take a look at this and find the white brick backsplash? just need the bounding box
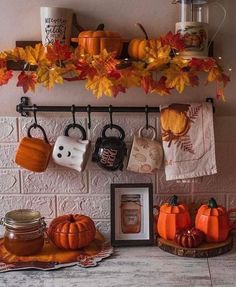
[0,195,56,219]
[0,117,18,142]
[157,170,191,194]
[192,174,222,193]
[215,117,236,142]
[0,143,18,168]
[88,115,157,142]
[89,169,155,194]
[22,169,88,194]
[94,220,111,240]
[0,170,20,193]
[19,117,87,142]
[57,195,110,219]
[226,194,236,210]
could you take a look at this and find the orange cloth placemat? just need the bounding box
[0,231,113,272]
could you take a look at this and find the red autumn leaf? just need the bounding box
[189,58,216,72]
[218,73,230,87]
[108,69,121,79]
[75,61,97,79]
[16,71,37,93]
[160,31,185,51]
[111,84,126,97]
[189,73,199,87]
[141,76,154,94]
[152,76,171,96]
[46,40,72,62]
[0,69,13,86]
[0,59,7,69]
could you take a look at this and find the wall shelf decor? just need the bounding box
[0,32,229,100]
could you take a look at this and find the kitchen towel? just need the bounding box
[160,102,217,181]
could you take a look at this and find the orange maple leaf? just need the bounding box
[160,32,185,51]
[16,71,37,93]
[0,69,13,86]
[151,76,171,96]
[46,40,72,63]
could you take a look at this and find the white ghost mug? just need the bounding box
[52,123,90,172]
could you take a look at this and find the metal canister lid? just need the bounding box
[2,209,44,229]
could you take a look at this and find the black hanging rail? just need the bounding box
[16,97,215,117]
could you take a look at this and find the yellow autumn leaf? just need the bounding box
[5,47,26,61]
[165,66,190,93]
[171,56,190,69]
[85,76,113,99]
[25,43,46,65]
[207,67,222,83]
[37,65,63,89]
[0,52,7,60]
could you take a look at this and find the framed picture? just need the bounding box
[111,183,154,246]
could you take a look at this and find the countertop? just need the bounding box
[1,243,236,287]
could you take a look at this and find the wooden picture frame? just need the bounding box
[111,183,154,246]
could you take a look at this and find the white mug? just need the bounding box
[40,7,73,46]
[53,136,90,172]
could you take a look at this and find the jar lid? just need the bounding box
[121,194,141,203]
[2,209,43,229]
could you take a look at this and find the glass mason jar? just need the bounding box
[1,209,46,256]
[120,194,141,234]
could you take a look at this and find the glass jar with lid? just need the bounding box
[120,194,142,234]
[1,209,46,256]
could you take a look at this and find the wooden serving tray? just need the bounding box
[157,236,233,258]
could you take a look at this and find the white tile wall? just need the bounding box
[0,115,235,239]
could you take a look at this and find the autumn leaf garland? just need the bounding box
[0,32,230,99]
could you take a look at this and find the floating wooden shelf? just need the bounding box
[6,40,213,71]
[157,236,233,258]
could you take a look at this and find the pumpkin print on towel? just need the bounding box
[127,126,163,174]
[160,104,202,154]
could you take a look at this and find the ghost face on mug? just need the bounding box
[52,136,89,172]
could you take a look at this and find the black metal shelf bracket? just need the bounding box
[16,96,215,118]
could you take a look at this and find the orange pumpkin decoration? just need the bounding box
[175,227,205,248]
[128,23,152,61]
[48,214,96,250]
[160,104,191,146]
[71,24,123,57]
[195,198,236,243]
[157,195,191,240]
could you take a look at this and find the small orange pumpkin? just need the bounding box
[48,214,96,250]
[128,23,158,61]
[195,198,236,243]
[157,195,191,240]
[71,24,123,57]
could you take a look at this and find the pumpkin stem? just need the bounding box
[169,195,178,206]
[69,215,75,222]
[136,23,149,40]
[208,198,218,208]
[96,24,105,31]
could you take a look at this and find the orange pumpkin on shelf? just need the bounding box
[48,214,96,250]
[195,198,236,243]
[175,227,205,248]
[71,24,123,57]
[128,23,153,61]
[157,195,191,240]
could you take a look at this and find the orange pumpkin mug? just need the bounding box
[195,198,236,243]
[15,123,52,172]
[154,195,191,240]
